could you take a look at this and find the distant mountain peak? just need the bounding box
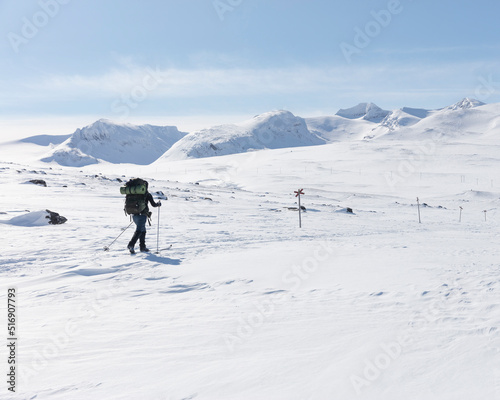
[41,120,187,167]
[159,110,325,161]
[96,118,112,123]
[445,98,485,111]
[335,103,390,122]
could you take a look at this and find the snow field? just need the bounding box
[1,130,500,399]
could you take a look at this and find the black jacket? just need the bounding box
[141,192,160,216]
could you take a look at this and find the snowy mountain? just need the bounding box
[41,119,187,167]
[159,110,325,161]
[379,100,500,141]
[362,98,494,140]
[20,134,71,146]
[307,103,393,141]
[335,102,390,122]
[400,107,432,119]
[375,107,433,133]
[10,98,499,168]
[443,97,485,111]
[305,115,377,141]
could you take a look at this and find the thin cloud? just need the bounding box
[23,62,482,100]
[372,44,500,55]
[0,61,492,116]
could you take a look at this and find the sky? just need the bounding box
[1,0,500,135]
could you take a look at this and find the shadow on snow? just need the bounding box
[144,252,182,266]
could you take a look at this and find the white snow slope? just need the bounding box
[41,119,187,167]
[307,98,494,142]
[28,98,500,166]
[1,100,500,400]
[335,102,390,122]
[160,110,325,161]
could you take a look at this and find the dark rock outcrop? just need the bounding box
[29,179,47,187]
[46,210,67,225]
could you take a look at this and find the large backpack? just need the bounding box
[121,178,148,215]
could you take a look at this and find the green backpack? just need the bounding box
[121,178,148,215]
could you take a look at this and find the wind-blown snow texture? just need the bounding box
[1,98,500,399]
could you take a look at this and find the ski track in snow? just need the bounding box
[1,136,500,399]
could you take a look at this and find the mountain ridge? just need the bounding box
[35,98,496,166]
[41,120,187,167]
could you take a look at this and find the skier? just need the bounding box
[125,179,162,254]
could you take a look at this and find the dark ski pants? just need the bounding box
[132,214,147,233]
[128,214,148,249]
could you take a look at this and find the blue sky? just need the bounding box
[1,0,500,133]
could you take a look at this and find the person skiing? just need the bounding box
[124,179,161,254]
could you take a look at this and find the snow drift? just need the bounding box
[41,119,187,167]
[159,110,326,161]
[1,210,67,226]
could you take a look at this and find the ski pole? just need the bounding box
[156,204,160,254]
[103,221,134,251]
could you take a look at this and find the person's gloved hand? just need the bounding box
[157,200,162,207]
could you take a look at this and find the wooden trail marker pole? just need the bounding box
[417,197,421,224]
[459,206,463,223]
[294,189,305,228]
[483,210,487,222]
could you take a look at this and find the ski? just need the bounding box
[103,244,172,254]
[156,244,172,253]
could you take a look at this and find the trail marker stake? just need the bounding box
[459,206,463,223]
[483,210,487,222]
[294,189,305,228]
[417,197,421,224]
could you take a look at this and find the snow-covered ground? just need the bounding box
[1,103,500,399]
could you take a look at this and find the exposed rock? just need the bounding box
[286,206,307,211]
[46,210,67,225]
[154,191,168,200]
[29,179,47,187]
